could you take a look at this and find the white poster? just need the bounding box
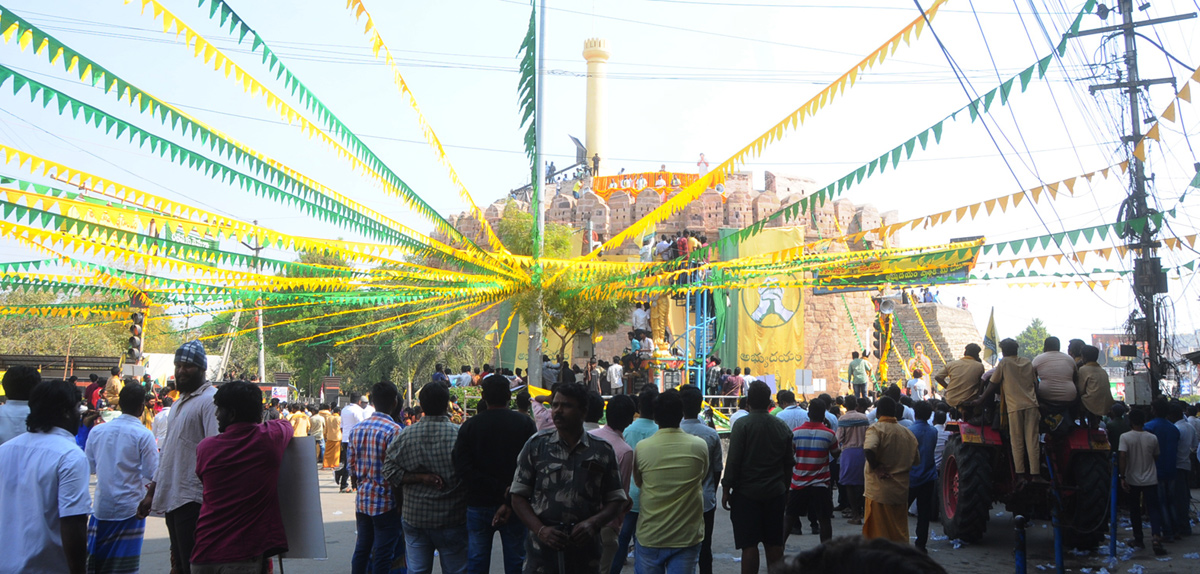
[272,386,289,400]
[278,436,327,560]
[759,374,777,395]
[794,369,813,394]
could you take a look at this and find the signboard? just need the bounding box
[274,372,292,385]
[795,369,827,394]
[814,263,972,295]
[278,437,327,560]
[271,386,289,400]
[812,242,981,295]
[1125,372,1153,406]
[758,374,777,395]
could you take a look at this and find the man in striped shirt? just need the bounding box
[783,398,838,544]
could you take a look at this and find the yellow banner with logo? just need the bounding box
[737,227,807,390]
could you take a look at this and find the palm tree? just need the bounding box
[390,311,491,400]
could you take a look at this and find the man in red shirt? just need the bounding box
[784,398,839,544]
[191,381,293,572]
[676,233,690,260]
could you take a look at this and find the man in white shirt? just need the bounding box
[142,341,219,574]
[639,238,653,263]
[640,332,658,354]
[1120,410,1165,552]
[337,393,366,493]
[774,390,807,431]
[906,370,930,401]
[741,368,757,386]
[0,365,39,446]
[0,378,91,574]
[655,235,671,260]
[86,384,159,573]
[454,365,474,388]
[632,303,650,332]
[608,356,625,395]
[1031,337,1078,404]
[153,396,173,449]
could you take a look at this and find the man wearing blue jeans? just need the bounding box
[1144,399,1180,542]
[452,374,537,574]
[348,382,404,574]
[633,390,708,574]
[386,383,468,574]
[613,389,660,574]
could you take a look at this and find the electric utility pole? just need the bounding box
[526,0,548,389]
[1076,1,1195,398]
[241,222,267,383]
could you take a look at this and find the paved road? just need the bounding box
[131,468,1199,572]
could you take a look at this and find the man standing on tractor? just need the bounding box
[933,344,985,416]
[965,338,1040,483]
[862,397,919,544]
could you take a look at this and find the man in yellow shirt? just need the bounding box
[288,404,310,438]
[104,367,123,406]
[633,389,709,572]
[968,338,1040,479]
[1077,345,1115,428]
[933,344,986,412]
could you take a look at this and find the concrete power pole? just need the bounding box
[241,222,267,383]
[1076,1,1195,398]
[526,0,548,389]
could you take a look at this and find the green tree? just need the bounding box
[1015,318,1049,361]
[494,200,574,258]
[389,311,491,398]
[513,274,634,358]
[496,201,634,358]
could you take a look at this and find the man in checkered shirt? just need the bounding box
[384,382,468,573]
[347,382,404,574]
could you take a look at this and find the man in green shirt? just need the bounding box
[721,381,793,574]
[633,390,708,573]
[848,351,872,399]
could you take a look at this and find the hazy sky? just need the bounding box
[0,0,1198,347]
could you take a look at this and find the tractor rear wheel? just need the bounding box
[940,434,992,542]
[1065,453,1110,550]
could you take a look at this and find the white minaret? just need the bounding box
[582,38,610,176]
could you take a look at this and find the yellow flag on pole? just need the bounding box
[982,307,1000,366]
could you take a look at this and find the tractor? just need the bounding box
[938,419,1112,549]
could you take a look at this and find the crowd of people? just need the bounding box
[4,330,1200,574]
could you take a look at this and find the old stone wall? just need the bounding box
[802,288,876,397]
[882,303,981,386]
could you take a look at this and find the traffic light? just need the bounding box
[127,312,144,363]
